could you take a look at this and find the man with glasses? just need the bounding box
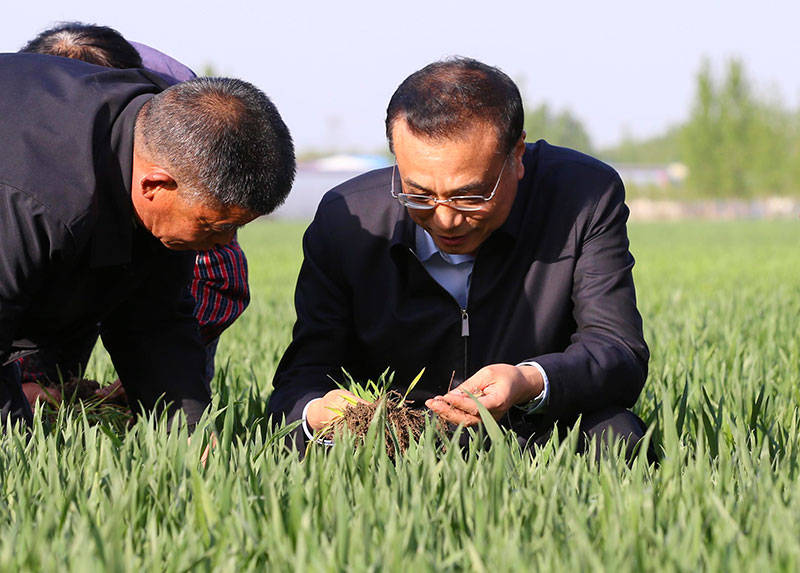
[270,57,650,458]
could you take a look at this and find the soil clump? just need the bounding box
[59,378,129,408]
[33,377,133,427]
[323,391,445,459]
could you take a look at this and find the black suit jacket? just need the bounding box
[270,141,649,447]
[0,54,210,425]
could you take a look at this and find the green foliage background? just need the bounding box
[2,219,800,570]
[524,103,594,154]
[527,58,800,197]
[679,59,800,197]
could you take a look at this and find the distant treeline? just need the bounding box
[525,59,800,197]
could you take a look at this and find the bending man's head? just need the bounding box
[20,22,142,69]
[131,78,296,249]
[21,22,296,250]
[385,56,524,156]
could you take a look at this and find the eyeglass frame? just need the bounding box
[390,153,510,212]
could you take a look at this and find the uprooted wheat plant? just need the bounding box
[318,368,449,459]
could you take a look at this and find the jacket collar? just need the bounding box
[89,93,155,268]
[495,142,539,242]
[387,163,418,252]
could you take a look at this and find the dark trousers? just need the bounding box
[454,406,654,463]
[523,407,655,463]
[0,361,34,428]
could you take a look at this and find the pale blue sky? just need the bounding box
[3,0,799,152]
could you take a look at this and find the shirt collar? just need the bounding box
[414,225,475,265]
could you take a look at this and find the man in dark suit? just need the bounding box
[269,57,649,455]
[0,52,295,430]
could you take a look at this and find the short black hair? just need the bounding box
[135,77,296,216]
[386,56,524,155]
[20,22,142,69]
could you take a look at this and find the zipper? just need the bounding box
[408,247,471,385]
[460,307,469,383]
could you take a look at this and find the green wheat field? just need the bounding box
[1,220,799,571]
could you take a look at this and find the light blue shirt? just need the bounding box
[414,226,474,308]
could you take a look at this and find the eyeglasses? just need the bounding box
[390,154,509,212]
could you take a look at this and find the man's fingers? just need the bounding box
[327,392,368,417]
[194,433,217,468]
[309,389,369,431]
[439,394,480,415]
[96,380,125,399]
[425,398,481,426]
[22,383,62,408]
[448,379,487,397]
[331,390,368,407]
[443,391,504,414]
[340,392,369,406]
[428,387,509,423]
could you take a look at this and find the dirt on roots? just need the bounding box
[35,378,133,427]
[323,391,446,458]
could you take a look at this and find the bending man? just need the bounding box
[17,23,252,401]
[0,51,295,429]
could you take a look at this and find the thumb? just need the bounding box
[449,377,484,397]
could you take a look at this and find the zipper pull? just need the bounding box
[460,308,469,337]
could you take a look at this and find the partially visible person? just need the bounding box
[129,41,196,84]
[18,22,142,68]
[0,49,295,429]
[17,23,251,404]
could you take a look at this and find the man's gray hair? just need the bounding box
[135,77,296,215]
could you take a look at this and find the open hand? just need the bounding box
[22,382,61,408]
[425,363,542,426]
[95,379,126,401]
[306,389,369,432]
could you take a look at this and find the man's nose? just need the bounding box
[431,203,465,229]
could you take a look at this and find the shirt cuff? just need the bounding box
[514,361,550,414]
[301,397,334,446]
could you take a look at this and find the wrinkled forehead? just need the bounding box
[391,117,505,156]
[392,120,507,179]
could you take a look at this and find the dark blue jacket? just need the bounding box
[270,141,649,448]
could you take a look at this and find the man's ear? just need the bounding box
[513,131,527,180]
[139,168,178,200]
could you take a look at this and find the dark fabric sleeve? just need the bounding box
[0,186,69,363]
[268,208,352,448]
[0,187,66,425]
[100,248,211,430]
[531,174,649,417]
